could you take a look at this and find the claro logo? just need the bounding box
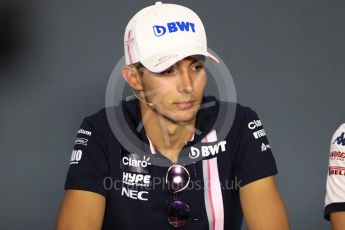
[122,155,151,168]
[248,120,262,130]
[189,141,227,159]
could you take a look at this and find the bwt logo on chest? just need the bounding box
[153,21,196,37]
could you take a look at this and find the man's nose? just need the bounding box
[177,71,193,94]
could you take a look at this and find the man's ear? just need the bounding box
[121,66,144,91]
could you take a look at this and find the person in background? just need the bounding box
[325,123,345,230]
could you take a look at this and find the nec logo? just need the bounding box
[153,21,196,37]
[121,187,148,201]
[333,132,345,146]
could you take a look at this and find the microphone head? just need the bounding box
[131,89,155,108]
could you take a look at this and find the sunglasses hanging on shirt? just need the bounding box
[166,164,191,228]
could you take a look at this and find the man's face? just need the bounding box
[139,56,207,123]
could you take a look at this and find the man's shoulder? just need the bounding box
[217,99,259,123]
[330,123,345,149]
[203,96,256,114]
[334,123,345,133]
[331,123,345,142]
[79,108,112,138]
[201,97,260,141]
[83,108,107,126]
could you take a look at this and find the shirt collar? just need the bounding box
[146,134,195,154]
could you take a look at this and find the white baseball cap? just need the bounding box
[124,1,219,73]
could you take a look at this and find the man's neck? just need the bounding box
[139,102,195,163]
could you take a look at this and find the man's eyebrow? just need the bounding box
[182,57,204,66]
[160,57,204,72]
[189,58,199,65]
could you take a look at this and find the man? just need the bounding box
[325,123,345,230]
[57,2,290,229]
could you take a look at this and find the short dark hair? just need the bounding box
[130,55,206,76]
[130,62,144,76]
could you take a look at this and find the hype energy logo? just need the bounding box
[153,21,196,37]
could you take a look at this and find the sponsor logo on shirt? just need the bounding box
[330,151,345,161]
[70,149,82,164]
[333,132,345,146]
[153,21,196,37]
[75,137,88,146]
[329,166,345,176]
[248,120,262,130]
[253,129,266,139]
[78,129,92,136]
[121,187,149,201]
[261,143,271,152]
[122,172,151,187]
[122,155,152,168]
[189,141,227,159]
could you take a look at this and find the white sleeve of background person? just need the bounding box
[325,123,345,206]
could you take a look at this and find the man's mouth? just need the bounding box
[175,100,195,110]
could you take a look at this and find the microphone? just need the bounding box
[131,90,154,107]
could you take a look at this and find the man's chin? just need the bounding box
[153,107,197,124]
[168,112,197,124]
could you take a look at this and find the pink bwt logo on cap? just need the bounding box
[152,21,196,37]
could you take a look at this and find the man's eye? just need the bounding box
[191,64,204,71]
[161,67,176,76]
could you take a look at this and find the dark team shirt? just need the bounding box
[64,96,277,230]
[324,123,345,220]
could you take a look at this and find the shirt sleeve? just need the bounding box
[324,123,345,220]
[234,107,278,187]
[64,117,109,197]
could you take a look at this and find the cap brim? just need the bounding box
[140,46,219,73]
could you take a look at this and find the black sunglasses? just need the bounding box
[165,165,191,228]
